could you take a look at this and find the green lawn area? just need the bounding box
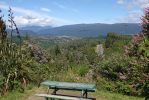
[0,86,36,100]
[93,91,144,100]
[0,91,27,100]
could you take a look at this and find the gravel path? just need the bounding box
[25,88,45,100]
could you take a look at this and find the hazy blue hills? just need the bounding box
[38,23,141,37]
[17,23,141,37]
[20,25,52,33]
[6,29,36,36]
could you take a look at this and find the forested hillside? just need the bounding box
[19,23,141,37]
[37,23,141,37]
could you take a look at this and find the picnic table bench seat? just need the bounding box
[35,94,92,100]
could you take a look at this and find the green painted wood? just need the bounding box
[35,94,92,100]
[41,81,96,92]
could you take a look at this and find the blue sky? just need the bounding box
[0,0,148,26]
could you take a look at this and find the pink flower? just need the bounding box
[142,18,149,24]
[141,7,149,35]
[131,34,143,44]
[124,45,129,54]
[145,7,149,15]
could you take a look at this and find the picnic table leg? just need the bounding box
[85,90,88,98]
[82,90,88,98]
[52,87,59,95]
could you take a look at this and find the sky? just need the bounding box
[0,0,149,27]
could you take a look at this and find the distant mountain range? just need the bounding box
[17,23,141,37]
[20,26,52,32]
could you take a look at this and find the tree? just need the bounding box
[0,12,7,43]
[55,45,61,56]
[142,8,149,36]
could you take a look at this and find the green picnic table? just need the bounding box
[39,80,96,99]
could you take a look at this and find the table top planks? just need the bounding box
[41,81,96,92]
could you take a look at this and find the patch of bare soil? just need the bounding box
[24,88,103,100]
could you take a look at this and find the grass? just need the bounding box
[0,91,25,100]
[0,85,36,100]
[92,90,144,100]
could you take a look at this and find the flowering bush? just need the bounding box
[142,8,149,35]
[125,7,149,98]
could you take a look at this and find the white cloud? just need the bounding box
[14,16,56,26]
[117,0,149,10]
[119,11,142,23]
[0,3,68,26]
[122,0,149,11]
[117,0,124,4]
[116,0,149,23]
[0,4,41,17]
[132,0,149,9]
[40,7,51,12]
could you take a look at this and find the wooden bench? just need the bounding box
[35,94,92,100]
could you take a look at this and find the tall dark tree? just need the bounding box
[0,11,7,43]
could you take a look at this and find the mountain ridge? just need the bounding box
[19,23,141,37]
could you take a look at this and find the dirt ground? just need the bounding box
[25,88,97,100]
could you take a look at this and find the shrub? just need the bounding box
[97,54,129,81]
[125,7,149,98]
[77,64,89,77]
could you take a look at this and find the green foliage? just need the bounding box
[105,33,115,48]
[35,33,134,96]
[54,45,61,56]
[125,7,149,98]
[84,47,97,64]
[24,33,30,41]
[76,64,89,76]
[94,90,144,100]
[105,33,131,48]
[0,9,51,95]
[97,60,127,80]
